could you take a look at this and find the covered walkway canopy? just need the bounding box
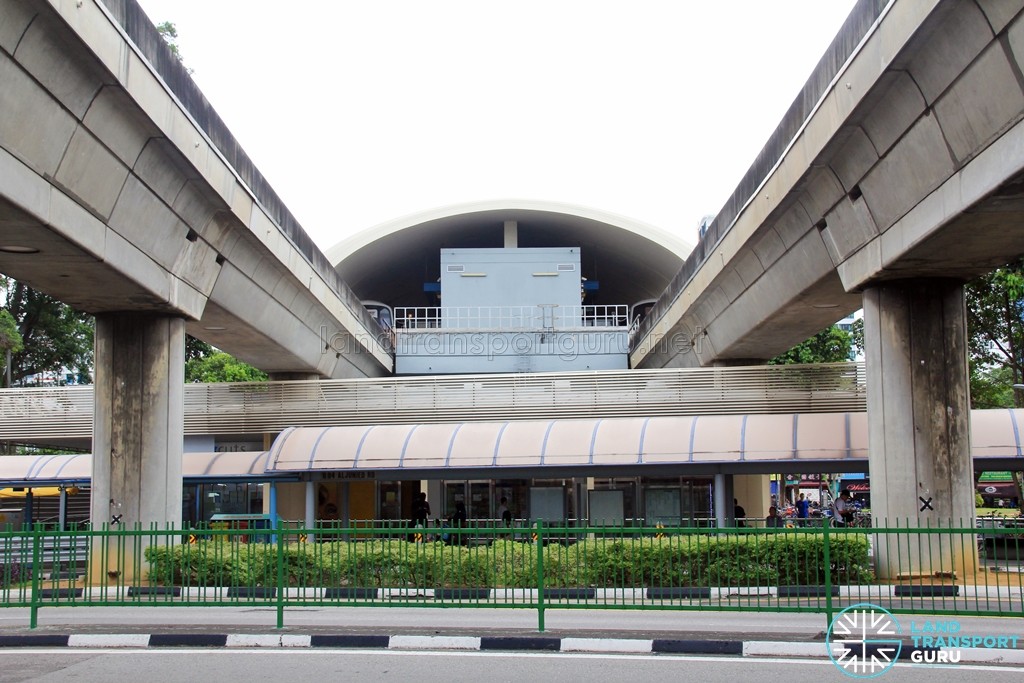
[0,451,277,487]
[2,410,1022,486]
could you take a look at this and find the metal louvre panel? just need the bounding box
[0,363,867,440]
[0,386,92,441]
[181,363,868,432]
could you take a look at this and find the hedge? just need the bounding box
[143,533,872,588]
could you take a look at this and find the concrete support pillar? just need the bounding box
[305,480,316,529]
[734,474,772,524]
[91,313,184,582]
[863,280,976,578]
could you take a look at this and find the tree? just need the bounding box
[850,317,864,358]
[965,261,1024,512]
[970,364,1016,410]
[0,308,23,387]
[184,338,266,383]
[186,336,214,363]
[156,21,193,74]
[966,262,1024,409]
[186,351,268,383]
[1,277,93,385]
[768,325,853,365]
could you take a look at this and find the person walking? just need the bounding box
[447,501,468,545]
[409,491,430,541]
[795,492,810,527]
[497,496,512,527]
[733,499,746,527]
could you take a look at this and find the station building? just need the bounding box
[2,200,1020,530]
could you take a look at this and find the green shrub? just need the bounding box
[0,562,24,589]
[490,540,538,587]
[143,532,873,588]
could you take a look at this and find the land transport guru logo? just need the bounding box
[827,603,902,678]
[826,602,1021,677]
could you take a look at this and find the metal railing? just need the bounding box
[0,363,867,440]
[2,519,1020,631]
[393,305,630,331]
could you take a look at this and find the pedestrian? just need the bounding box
[734,498,746,528]
[497,496,512,527]
[409,491,430,541]
[447,501,468,545]
[795,492,810,526]
[833,489,854,527]
[765,505,784,528]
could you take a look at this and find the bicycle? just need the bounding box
[821,490,871,528]
[844,509,871,528]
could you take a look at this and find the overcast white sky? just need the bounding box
[135,0,857,254]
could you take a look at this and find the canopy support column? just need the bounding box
[713,473,734,528]
[305,480,315,529]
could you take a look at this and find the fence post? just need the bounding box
[823,516,833,632]
[276,527,286,629]
[29,525,41,629]
[535,520,545,633]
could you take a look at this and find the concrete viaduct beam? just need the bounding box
[0,0,391,379]
[632,0,1024,370]
[625,0,1024,578]
[0,0,394,540]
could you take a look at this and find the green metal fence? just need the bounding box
[1,520,1021,631]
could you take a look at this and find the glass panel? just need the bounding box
[444,481,466,519]
[378,481,401,520]
[529,487,565,523]
[644,487,680,525]
[182,486,198,527]
[248,483,263,514]
[494,480,527,526]
[531,478,573,522]
[589,489,624,525]
[469,481,490,521]
[684,480,713,526]
[594,478,637,524]
[199,483,255,520]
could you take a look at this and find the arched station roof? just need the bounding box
[325,200,692,309]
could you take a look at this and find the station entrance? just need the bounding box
[278,476,715,527]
